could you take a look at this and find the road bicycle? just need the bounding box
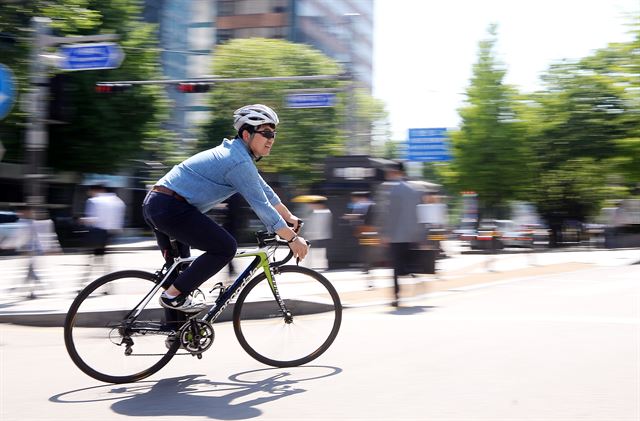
[64,230,342,384]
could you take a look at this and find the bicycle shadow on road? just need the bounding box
[50,365,342,419]
[388,305,436,316]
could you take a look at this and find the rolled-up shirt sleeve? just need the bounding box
[258,173,282,206]
[225,162,287,232]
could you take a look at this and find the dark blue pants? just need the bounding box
[390,242,411,300]
[142,191,237,294]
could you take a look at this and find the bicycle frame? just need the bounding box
[124,243,290,329]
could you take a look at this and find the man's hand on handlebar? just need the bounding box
[288,235,309,261]
[280,217,308,261]
[287,216,302,233]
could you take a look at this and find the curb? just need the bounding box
[0,262,596,328]
[0,299,342,328]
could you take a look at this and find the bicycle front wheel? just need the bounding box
[233,265,342,367]
[64,270,180,384]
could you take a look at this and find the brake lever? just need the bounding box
[287,220,304,233]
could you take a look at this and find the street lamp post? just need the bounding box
[344,13,360,155]
[25,17,52,218]
[24,17,120,218]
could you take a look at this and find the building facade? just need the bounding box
[144,0,216,139]
[144,0,374,139]
[217,0,373,91]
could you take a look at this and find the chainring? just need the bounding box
[179,319,215,354]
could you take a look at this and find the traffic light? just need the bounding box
[95,83,132,93]
[177,83,211,93]
[49,74,74,122]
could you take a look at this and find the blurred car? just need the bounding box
[501,221,534,248]
[584,223,605,246]
[0,211,25,254]
[453,219,477,242]
[496,222,550,248]
[470,219,505,250]
[528,223,551,247]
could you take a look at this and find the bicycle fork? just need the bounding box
[265,266,293,324]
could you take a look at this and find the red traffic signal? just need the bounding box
[95,83,132,93]
[177,83,211,93]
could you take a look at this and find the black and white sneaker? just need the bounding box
[159,293,206,313]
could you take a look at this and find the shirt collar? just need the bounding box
[232,136,260,162]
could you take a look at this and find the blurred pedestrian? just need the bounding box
[342,191,374,272]
[303,196,332,270]
[11,206,43,299]
[379,161,422,307]
[81,184,126,286]
[417,193,448,258]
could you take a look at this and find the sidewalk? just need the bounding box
[1,240,637,327]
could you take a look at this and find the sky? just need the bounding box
[372,0,639,140]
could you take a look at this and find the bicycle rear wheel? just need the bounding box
[233,265,342,367]
[64,270,180,384]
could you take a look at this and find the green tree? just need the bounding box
[352,87,388,156]
[199,38,386,186]
[0,1,172,172]
[523,18,639,227]
[449,25,531,217]
[586,23,640,183]
[532,158,607,245]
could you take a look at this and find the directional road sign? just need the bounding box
[406,127,451,162]
[285,93,336,108]
[58,42,124,71]
[0,64,16,120]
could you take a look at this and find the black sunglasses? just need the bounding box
[254,130,277,139]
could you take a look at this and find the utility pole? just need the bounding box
[344,13,360,155]
[25,17,120,218]
[25,17,51,218]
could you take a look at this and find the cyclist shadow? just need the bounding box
[65,366,340,420]
[389,305,436,316]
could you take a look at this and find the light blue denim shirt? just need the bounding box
[156,138,287,232]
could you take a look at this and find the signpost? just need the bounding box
[58,42,124,71]
[406,127,451,162]
[285,92,336,108]
[24,17,123,216]
[0,64,16,120]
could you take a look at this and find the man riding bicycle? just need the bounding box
[142,104,309,313]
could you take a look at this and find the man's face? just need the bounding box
[248,124,277,157]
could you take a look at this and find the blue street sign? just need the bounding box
[0,64,16,120]
[285,93,336,108]
[58,43,124,71]
[406,127,451,162]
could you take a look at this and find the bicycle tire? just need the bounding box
[64,270,180,384]
[233,265,342,367]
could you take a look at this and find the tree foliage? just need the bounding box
[523,19,640,224]
[0,0,172,173]
[436,19,639,228]
[198,38,386,186]
[447,25,531,217]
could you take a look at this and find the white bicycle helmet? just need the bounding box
[233,104,279,131]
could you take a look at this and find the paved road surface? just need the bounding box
[1,262,638,420]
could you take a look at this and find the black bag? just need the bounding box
[407,248,436,274]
